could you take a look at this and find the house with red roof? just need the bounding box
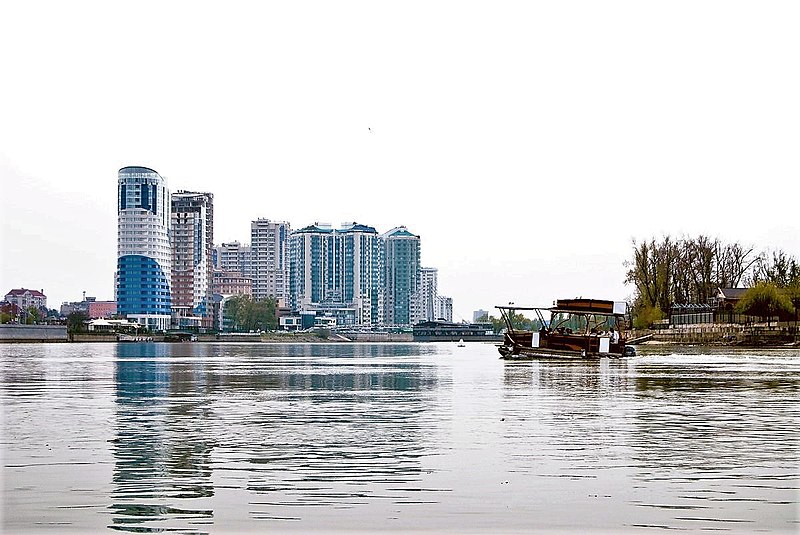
[4,288,48,311]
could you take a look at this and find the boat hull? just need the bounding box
[497,333,635,359]
[497,344,625,359]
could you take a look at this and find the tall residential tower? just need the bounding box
[251,218,290,300]
[171,191,214,328]
[382,226,421,326]
[418,267,438,322]
[287,222,382,325]
[116,166,172,330]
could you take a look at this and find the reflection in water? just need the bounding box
[109,343,439,532]
[499,350,800,532]
[3,343,797,533]
[111,346,215,531]
[625,353,800,530]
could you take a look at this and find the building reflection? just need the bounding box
[109,342,439,528]
[110,343,214,532]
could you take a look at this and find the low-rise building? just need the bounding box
[5,288,47,311]
[60,296,116,318]
[88,301,117,319]
[212,270,253,296]
[87,318,141,332]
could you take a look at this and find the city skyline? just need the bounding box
[1,1,798,322]
[114,164,450,329]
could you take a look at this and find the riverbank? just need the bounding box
[0,324,68,342]
[630,323,799,348]
[62,331,415,343]
[4,324,797,349]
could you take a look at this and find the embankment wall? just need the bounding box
[0,324,68,342]
[633,323,798,346]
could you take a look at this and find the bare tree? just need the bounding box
[714,242,758,288]
[748,250,800,288]
[625,236,677,312]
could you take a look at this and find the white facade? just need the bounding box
[435,295,453,322]
[251,219,291,300]
[215,241,253,279]
[117,211,172,269]
[416,267,438,323]
[4,289,47,311]
[116,166,172,331]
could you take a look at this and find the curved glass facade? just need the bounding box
[116,166,172,330]
[116,255,172,315]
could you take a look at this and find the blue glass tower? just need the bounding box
[382,226,420,326]
[287,222,382,325]
[116,166,172,331]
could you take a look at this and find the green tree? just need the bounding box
[486,315,505,334]
[224,295,278,332]
[624,236,678,313]
[735,282,793,328]
[316,327,331,339]
[625,234,767,316]
[632,305,665,330]
[0,312,12,324]
[493,311,540,331]
[67,311,89,333]
[25,306,42,324]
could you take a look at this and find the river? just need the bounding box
[2,342,798,533]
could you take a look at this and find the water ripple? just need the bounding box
[2,342,798,533]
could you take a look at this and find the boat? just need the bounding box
[117,333,154,342]
[412,320,502,342]
[496,298,636,359]
[457,339,466,347]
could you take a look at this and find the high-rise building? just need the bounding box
[435,295,453,322]
[171,191,214,328]
[116,166,172,330]
[251,219,290,300]
[287,222,382,325]
[417,267,438,323]
[338,223,383,325]
[382,226,421,326]
[214,241,253,279]
[473,309,489,322]
[288,223,333,311]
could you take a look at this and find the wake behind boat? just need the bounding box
[496,298,635,359]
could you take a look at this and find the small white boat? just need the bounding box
[457,339,465,347]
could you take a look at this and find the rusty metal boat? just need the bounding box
[496,298,635,359]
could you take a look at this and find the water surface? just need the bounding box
[2,342,798,533]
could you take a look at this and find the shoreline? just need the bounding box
[2,337,798,350]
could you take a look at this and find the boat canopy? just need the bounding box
[497,299,627,316]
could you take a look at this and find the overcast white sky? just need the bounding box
[1,1,798,321]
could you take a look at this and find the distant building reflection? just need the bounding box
[109,342,441,528]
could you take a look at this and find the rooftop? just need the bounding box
[5,288,46,297]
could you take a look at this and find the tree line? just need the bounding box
[224,295,278,332]
[625,235,800,327]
